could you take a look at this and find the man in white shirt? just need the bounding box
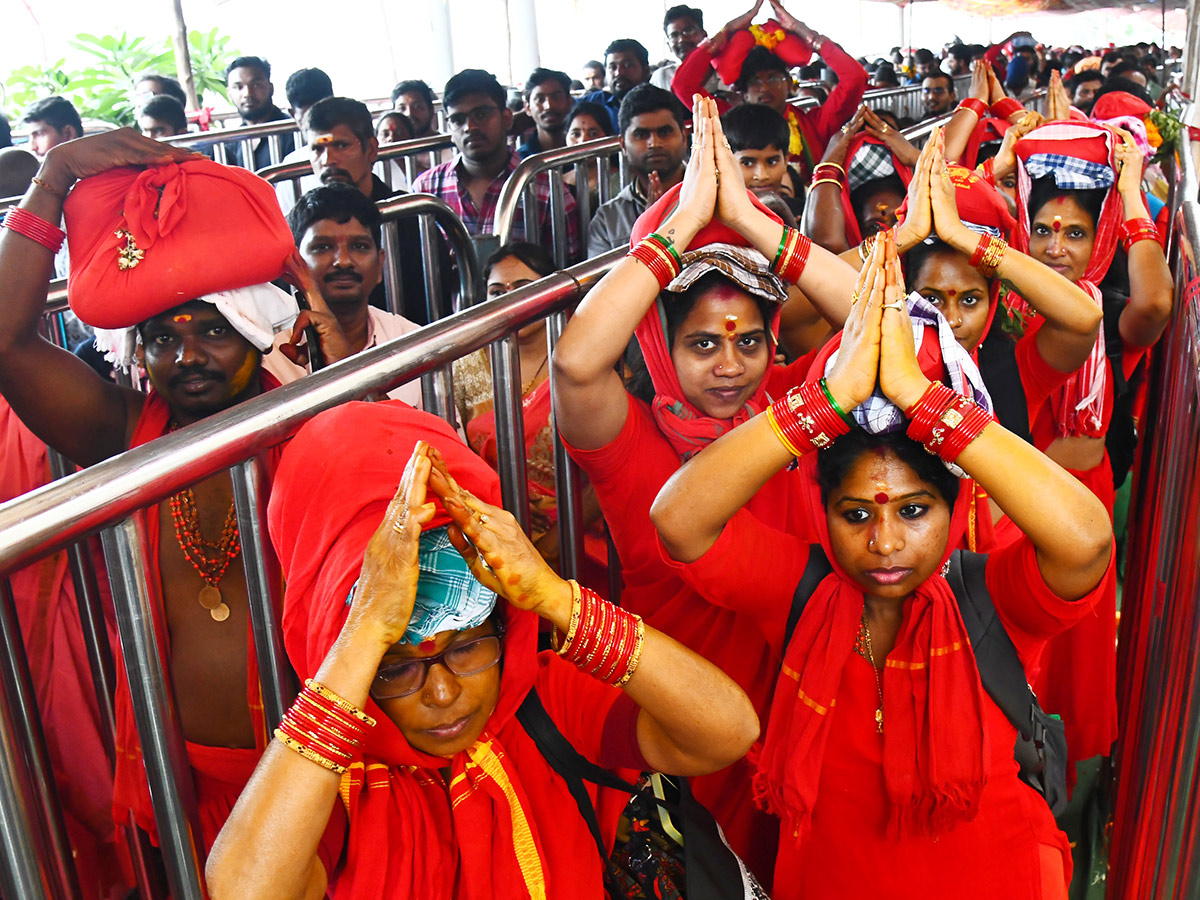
[266,183,424,407]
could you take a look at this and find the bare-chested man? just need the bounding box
[0,128,348,856]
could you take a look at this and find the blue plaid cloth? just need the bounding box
[822,293,993,475]
[1024,153,1115,191]
[346,526,497,644]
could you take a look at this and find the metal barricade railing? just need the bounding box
[0,244,620,899]
[492,137,632,266]
[899,88,1048,149]
[256,133,456,211]
[1108,119,1200,900]
[160,120,300,168]
[862,74,972,122]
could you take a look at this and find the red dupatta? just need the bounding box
[754,444,989,846]
[269,401,606,900]
[1014,122,1122,439]
[628,184,788,460]
[840,133,915,247]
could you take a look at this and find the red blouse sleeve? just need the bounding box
[672,42,728,112]
[804,39,868,148]
[984,534,1116,663]
[1014,316,1071,423]
[657,510,810,656]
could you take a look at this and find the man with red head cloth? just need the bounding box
[0,128,349,855]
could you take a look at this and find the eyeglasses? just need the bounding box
[747,73,791,90]
[667,25,703,41]
[371,634,502,699]
[922,87,950,96]
[447,105,500,130]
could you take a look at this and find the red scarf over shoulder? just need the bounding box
[270,401,614,900]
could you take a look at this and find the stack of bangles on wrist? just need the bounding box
[958,98,989,119]
[765,378,855,457]
[810,161,845,191]
[968,233,1008,277]
[1118,217,1159,252]
[859,228,895,262]
[2,207,66,254]
[274,679,377,775]
[772,226,812,284]
[990,97,1024,120]
[554,580,645,686]
[905,383,992,463]
[628,231,684,290]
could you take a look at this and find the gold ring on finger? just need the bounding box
[881,125,890,134]
[478,513,489,525]
[392,520,406,534]
[850,291,860,304]
[882,301,905,311]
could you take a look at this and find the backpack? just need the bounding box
[784,547,1069,818]
[517,690,768,900]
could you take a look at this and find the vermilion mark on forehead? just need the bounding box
[1052,216,1062,233]
[173,314,192,323]
[418,638,437,653]
[874,492,889,504]
[724,315,738,337]
[946,289,957,298]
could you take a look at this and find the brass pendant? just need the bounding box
[198,585,222,610]
[211,602,231,623]
[875,708,884,734]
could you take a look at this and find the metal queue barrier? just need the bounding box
[862,74,972,121]
[0,242,620,899]
[0,199,478,900]
[257,133,458,210]
[488,139,635,564]
[160,120,301,169]
[900,87,1048,148]
[1107,126,1200,897]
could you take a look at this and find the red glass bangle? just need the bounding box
[958,98,988,118]
[1118,217,1159,252]
[2,207,65,254]
[990,97,1024,120]
[967,232,990,269]
[772,228,812,284]
[906,385,991,463]
[629,237,681,290]
[769,381,852,455]
[559,584,643,685]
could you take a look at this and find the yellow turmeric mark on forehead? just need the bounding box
[173,313,193,323]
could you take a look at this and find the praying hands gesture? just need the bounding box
[706,0,763,52]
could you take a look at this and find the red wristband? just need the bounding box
[990,97,1024,120]
[958,98,988,118]
[2,207,65,254]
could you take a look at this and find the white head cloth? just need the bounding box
[92,282,299,371]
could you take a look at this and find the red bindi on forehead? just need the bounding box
[418,638,437,653]
[874,492,889,504]
[173,314,193,323]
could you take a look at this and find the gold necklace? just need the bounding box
[854,608,884,734]
[521,353,548,396]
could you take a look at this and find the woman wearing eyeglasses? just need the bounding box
[205,402,758,900]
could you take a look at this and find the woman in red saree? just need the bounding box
[454,242,607,583]
[205,400,759,900]
[553,94,860,883]
[652,234,1114,899]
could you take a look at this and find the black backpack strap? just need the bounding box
[944,550,1069,817]
[943,550,1034,739]
[516,689,634,898]
[518,689,754,900]
[785,546,834,647]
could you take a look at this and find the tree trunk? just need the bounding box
[168,0,199,109]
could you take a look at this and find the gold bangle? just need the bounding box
[305,680,377,728]
[615,618,646,687]
[31,176,65,200]
[765,405,805,458]
[555,580,584,656]
[816,160,846,175]
[274,728,347,774]
[810,177,843,190]
[859,235,877,262]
